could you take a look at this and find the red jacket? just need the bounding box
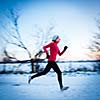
[43,42,65,61]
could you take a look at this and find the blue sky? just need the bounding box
[0,0,100,60]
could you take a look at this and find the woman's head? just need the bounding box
[52,35,61,43]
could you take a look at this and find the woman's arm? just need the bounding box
[58,46,68,56]
[43,43,51,54]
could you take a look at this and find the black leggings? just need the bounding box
[31,61,63,89]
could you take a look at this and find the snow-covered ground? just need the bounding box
[0,73,100,100]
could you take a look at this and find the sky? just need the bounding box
[0,0,100,60]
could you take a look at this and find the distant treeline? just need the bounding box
[0,59,100,74]
[0,59,100,64]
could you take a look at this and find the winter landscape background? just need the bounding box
[0,0,100,100]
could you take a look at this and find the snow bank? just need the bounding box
[0,73,100,100]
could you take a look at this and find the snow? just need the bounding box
[0,73,100,100]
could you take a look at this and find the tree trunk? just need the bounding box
[30,59,34,73]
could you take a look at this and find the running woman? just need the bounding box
[28,35,68,90]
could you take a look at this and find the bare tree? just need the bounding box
[0,8,54,73]
[88,16,100,59]
[88,16,100,70]
[0,8,34,72]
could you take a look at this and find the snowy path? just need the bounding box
[0,73,100,100]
